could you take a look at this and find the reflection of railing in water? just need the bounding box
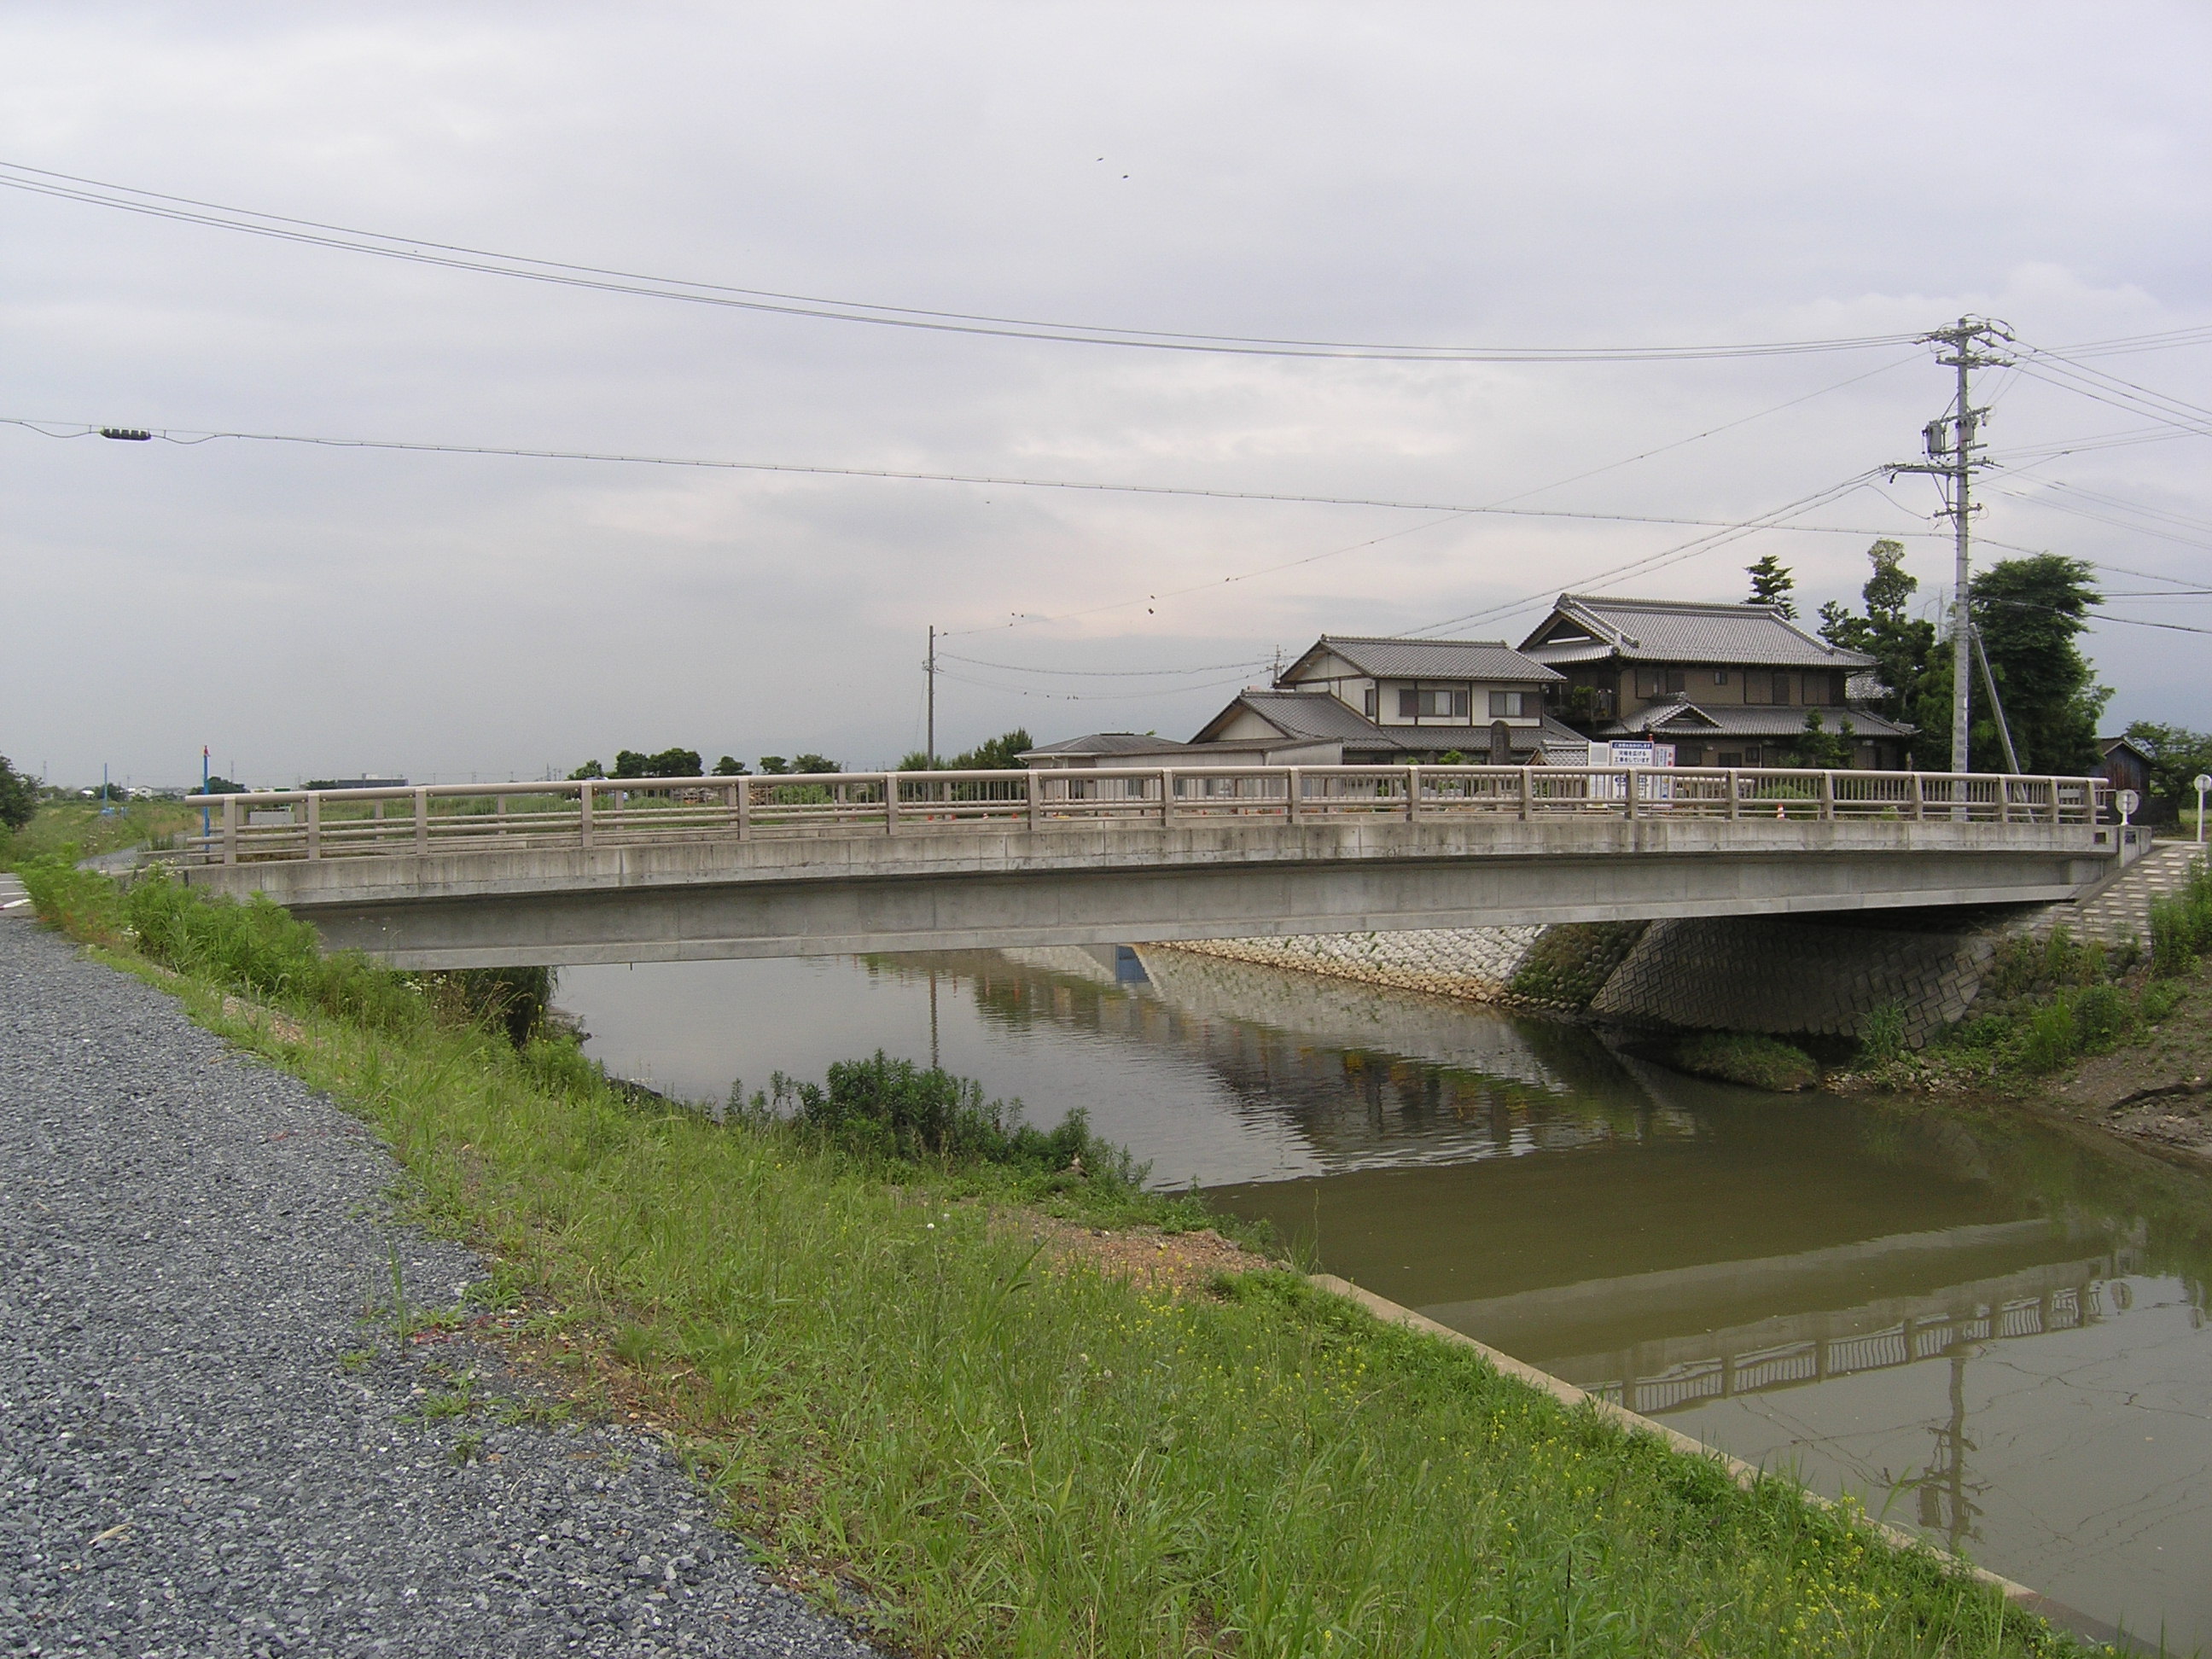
[1590,1272,2128,1418]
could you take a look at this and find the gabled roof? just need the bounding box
[1519,594,1875,670]
[1194,691,1388,746]
[2098,735,2157,764]
[1019,732,1208,759]
[1596,702,1916,741]
[1280,634,1563,685]
[1191,692,1585,757]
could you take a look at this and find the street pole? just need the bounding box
[1889,317,2013,776]
[926,625,937,768]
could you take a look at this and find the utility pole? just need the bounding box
[1889,317,2014,775]
[925,625,937,768]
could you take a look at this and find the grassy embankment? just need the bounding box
[18,859,2098,1658]
[1843,853,2212,1092]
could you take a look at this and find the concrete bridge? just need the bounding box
[174,765,2122,969]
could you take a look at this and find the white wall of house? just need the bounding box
[1278,667,1546,729]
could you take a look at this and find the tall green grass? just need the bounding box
[19,864,2094,1656]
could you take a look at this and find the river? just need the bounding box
[561,945,2212,1651]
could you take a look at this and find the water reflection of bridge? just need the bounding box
[1431,1221,2145,1418]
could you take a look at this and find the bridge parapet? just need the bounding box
[179,765,2106,870]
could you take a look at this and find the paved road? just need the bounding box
[0,902,876,1656]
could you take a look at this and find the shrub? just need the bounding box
[771,1051,1138,1180]
[2142,979,2187,1023]
[1857,1000,1908,1064]
[2017,999,2080,1074]
[2072,982,2133,1051]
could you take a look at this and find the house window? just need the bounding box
[1363,686,1378,718]
[1718,750,1744,767]
[1400,686,1470,719]
[1714,670,1729,685]
[1488,689,1528,718]
[1746,672,1792,705]
[1634,668,1687,699]
[1743,746,1763,765]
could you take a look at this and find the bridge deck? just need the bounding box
[171,767,2122,967]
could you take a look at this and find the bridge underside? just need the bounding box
[178,818,2116,969]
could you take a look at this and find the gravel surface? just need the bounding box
[0,909,878,1657]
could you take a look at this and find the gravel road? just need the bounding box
[0,906,877,1657]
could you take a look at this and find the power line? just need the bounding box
[0,415,1931,535]
[939,651,1273,677]
[0,160,1931,364]
[1401,472,1892,638]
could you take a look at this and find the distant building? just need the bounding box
[1516,593,1913,769]
[304,777,410,791]
[2096,736,2163,819]
[1022,633,1582,768]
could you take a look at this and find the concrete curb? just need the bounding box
[1305,1273,2126,1644]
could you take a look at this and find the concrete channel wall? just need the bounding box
[1158,912,2011,1047]
[1157,840,2193,1046]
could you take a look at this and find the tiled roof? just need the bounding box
[1201,691,1391,744]
[1598,702,1915,740]
[1520,594,1875,670]
[1285,634,1563,684]
[1194,693,1581,756]
[1020,732,1207,758]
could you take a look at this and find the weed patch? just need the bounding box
[1669,1031,1820,1091]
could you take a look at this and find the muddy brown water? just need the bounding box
[562,945,2212,1651]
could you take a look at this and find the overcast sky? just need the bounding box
[5,3,2209,788]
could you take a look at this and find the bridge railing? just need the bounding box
[172,765,2109,866]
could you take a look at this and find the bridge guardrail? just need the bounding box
[173,765,2109,868]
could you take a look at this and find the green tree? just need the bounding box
[1744,553,1797,619]
[789,754,840,775]
[899,730,1034,771]
[2122,721,2212,808]
[1789,709,1855,769]
[568,760,606,780]
[711,754,750,777]
[608,748,702,779]
[1817,540,1936,725]
[201,776,250,795]
[1971,555,2109,774]
[757,756,789,776]
[0,754,37,832]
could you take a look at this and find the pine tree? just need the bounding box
[1744,554,1797,619]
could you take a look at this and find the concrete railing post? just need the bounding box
[1909,771,1924,822]
[221,794,238,865]
[1027,770,1043,833]
[579,781,595,852]
[733,777,748,841]
[2045,776,2061,825]
[1519,766,1533,822]
[306,791,322,859]
[1287,767,1303,823]
[413,789,430,856]
[1726,770,1739,821]
[885,772,899,836]
[1624,769,1639,821]
[1819,771,1835,821]
[1160,769,1174,828]
[1406,765,1420,822]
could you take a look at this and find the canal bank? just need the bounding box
[14,861,2101,1657]
[566,944,2212,1651]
